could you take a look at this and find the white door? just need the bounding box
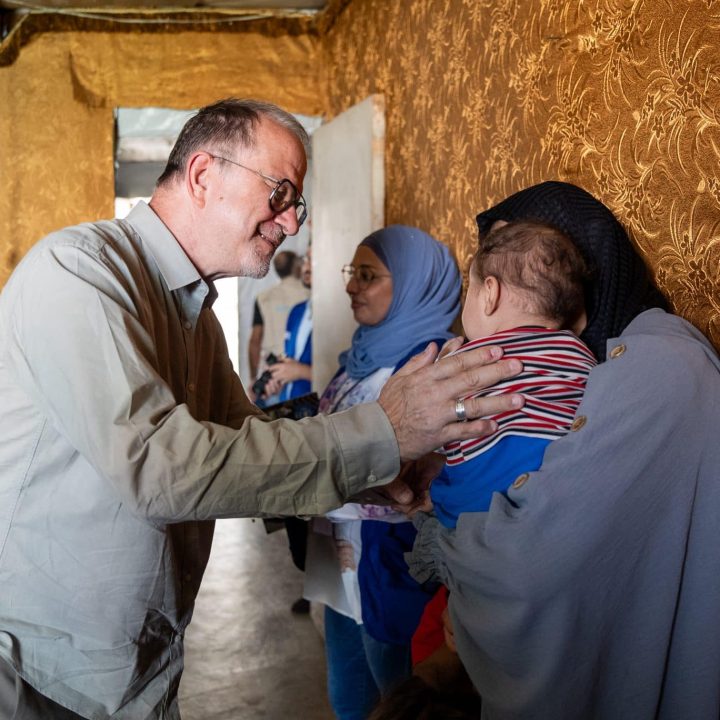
[310,94,386,393]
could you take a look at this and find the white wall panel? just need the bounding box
[310,95,385,393]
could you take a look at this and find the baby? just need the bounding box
[430,220,597,528]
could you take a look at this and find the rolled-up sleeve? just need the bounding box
[7,239,400,524]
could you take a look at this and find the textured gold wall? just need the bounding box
[0,24,320,287]
[321,0,720,348]
[2,0,719,347]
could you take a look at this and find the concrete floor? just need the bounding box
[179,518,333,720]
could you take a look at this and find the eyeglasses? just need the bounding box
[341,264,391,290]
[206,152,308,227]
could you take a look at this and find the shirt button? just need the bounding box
[571,415,587,431]
[609,344,626,359]
[367,473,378,484]
[187,383,196,393]
[512,472,529,489]
[183,320,192,330]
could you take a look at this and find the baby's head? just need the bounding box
[462,220,589,340]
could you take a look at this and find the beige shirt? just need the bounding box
[0,202,398,718]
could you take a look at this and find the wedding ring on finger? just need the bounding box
[455,398,467,422]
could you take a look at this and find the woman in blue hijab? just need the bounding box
[303,225,461,720]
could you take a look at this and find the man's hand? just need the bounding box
[378,342,523,461]
[437,335,464,360]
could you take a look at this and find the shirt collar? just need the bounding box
[125,201,202,293]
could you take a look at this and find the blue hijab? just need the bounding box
[339,225,461,379]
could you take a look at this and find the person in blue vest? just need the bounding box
[265,246,315,614]
[266,246,313,401]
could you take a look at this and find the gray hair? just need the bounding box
[157,98,309,186]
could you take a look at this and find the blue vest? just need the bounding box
[280,300,312,401]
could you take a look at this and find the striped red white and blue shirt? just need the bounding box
[432,327,596,527]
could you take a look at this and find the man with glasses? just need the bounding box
[0,98,522,718]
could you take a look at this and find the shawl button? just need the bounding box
[512,472,530,489]
[571,415,587,432]
[609,344,626,359]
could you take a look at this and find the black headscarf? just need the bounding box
[476,181,667,361]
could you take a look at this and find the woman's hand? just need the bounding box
[268,358,312,385]
[442,605,457,653]
[388,452,444,515]
[257,358,311,400]
[260,376,283,398]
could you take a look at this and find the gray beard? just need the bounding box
[242,245,272,279]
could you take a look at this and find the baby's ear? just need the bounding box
[484,276,501,315]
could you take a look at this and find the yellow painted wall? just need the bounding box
[0,35,114,282]
[0,24,320,286]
